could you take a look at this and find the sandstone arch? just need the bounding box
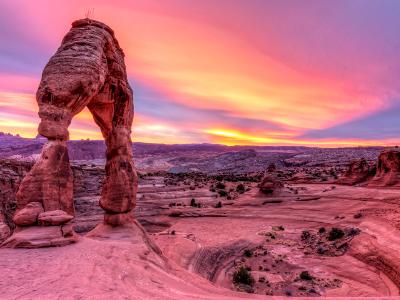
[4,19,137,247]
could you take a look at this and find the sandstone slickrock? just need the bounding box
[336,158,376,186]
[2,226,77,248]
[4,18,137,247]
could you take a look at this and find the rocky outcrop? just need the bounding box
[0,159,32,240]
[258,165,283,195]
[336,158,375,186]
[368,149,400,187]
[3,19,137,247]
[15,141,74,215]
[35,18,137,220]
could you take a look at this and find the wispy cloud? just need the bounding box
[0,0,400,146]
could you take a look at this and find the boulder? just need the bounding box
[38,210,74,226]
[13,202,44,226]
[259,165,283,195]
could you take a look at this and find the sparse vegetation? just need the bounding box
[299,271,313,281]
[301,230,311,240]
[218,190,228,197]
[233,266,255,286]
[328,228,345,241]
[236,183,245,193]
[216,182,226,189]
[244,249,253,257]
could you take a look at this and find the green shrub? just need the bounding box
[236,183,246,193]
[328,228,344,241]
[233,266,255,286]
[218,190,228,197]
[301,230,311,240]
[216,182,226,189]
[299,271,313,281]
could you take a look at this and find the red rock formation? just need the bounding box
[336,158,375,186]
[3,19,137,247]
[15,141,74,215]
[258,165,283,195]
[368,149,400,187]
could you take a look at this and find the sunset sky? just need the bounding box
[1,0,400,146]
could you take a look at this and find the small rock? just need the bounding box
[13,202,44,226]
[38,210,74,226]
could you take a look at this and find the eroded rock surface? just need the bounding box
[16,141,73,215]
[13,202,44,226]
[369,149,400,187]
[336,158,375,186]
[4,18,137,247]
[259,164,284,195]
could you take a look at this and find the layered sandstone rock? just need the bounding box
[13,202,44,226]
[259,164,283,195]
[0,215,10,243]
[336,158,375,186]
[368,149,400,187]
[3,19,137,247]
[15,141,74,215]
[38,210,74,226]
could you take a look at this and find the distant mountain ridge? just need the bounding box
[0,133,313,160]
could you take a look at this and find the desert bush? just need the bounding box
[216,182,226,189]
[236,183,245,193]
[328,228,344,241]
[301,230,311,240]
[218,190,228,197]
[233,266,255,286]
[299,271,313,281]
